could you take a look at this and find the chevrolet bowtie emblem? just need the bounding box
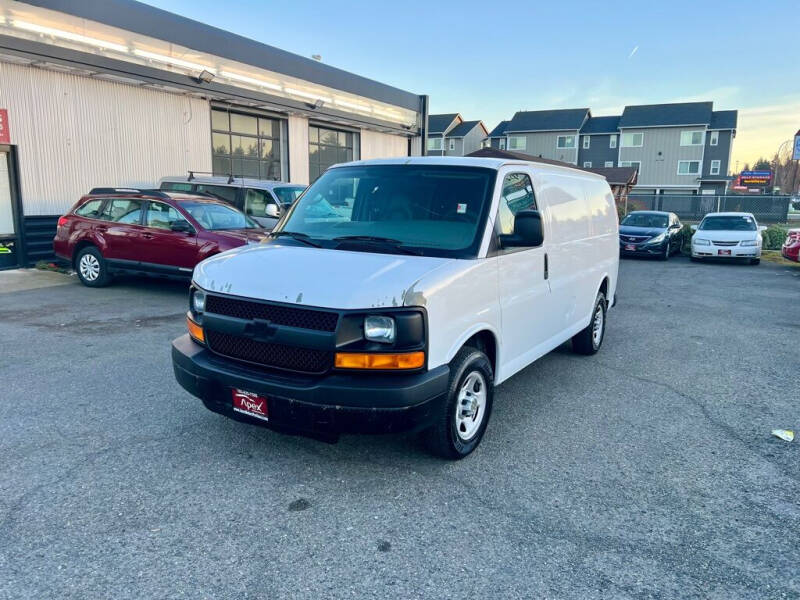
[244,318,278,342]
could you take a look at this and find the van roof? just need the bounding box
[336,156,606,178]
[160,175,306,190]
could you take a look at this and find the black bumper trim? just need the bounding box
[172,334,449,435]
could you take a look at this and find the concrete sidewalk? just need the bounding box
[0,268,75,294]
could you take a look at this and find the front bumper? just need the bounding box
[619,240,667,256]
[172,334,449,436]
[691,245,761,258]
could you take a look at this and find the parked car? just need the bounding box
[690,212,763,264]
[54,189,267,287]
[171,157,619,459]
[782,229,800,262]
[159,174,306,229]
[619,210,683,260]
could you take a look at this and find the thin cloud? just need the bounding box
[627,46,639,59]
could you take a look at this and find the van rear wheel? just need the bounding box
[424,346,494,460]
[572,292,606,355]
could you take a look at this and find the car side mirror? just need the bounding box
[265,203,280,218]
[499,210,544,248]
[171,220,193,233]
[758,225,767,232]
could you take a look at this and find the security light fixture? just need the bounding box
[197,69,214,83]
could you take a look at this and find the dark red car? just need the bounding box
[782,229,800,262]
[54,189,267,287]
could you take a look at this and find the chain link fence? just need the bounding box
[621,195,794,224]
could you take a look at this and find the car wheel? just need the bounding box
[572,292,607,355]
[660,245,670,261]
[690,256,701,262]
[424,346,494,460]
[75,246,111,287]
[750,258,760,265]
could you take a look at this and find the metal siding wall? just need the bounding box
[619,127,704,188]
[360,130,408,160]
[462,127,484,156]
[577,134,619,167]
[409,136,422,157]
[702,130,732,176]
[515,131,578,164]
[0,62,211,215]
[288,115,309,184]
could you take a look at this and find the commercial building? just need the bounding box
[0,0,427,269]
[488,101,738,196]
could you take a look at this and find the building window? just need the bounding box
[620,132,643,147]
[609,135,617,148]
[583,161,592,168]
[508,136,526,151]
[583,136,590,149]
[557,135,576,149]
[710,131,719,146]
[710,160,721,175]
[677,160,701,175]
[309,125,358,182]
[619,161,641,175]
[211,108,285,180]
[499,138,506,150]
[449,139,455,151]
[680,130,705,146]
[604,161,614,167]
[427,137,443,151]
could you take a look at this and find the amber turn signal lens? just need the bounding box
[335,351,424,370]
[187,316,205,344]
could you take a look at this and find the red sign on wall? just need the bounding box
[0,109,9,144]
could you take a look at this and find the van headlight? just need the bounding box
[364,316,396,344]
[191,288,206,316]
[693,238,710,246]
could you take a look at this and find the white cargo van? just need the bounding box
[172,157,618,458]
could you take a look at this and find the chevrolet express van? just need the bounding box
[172,157,619,459]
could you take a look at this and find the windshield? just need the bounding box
[699,216,756,231]
[621,213,668,228]
[273,186,306,205]
[274,165,497,258]
[179,202,259,230]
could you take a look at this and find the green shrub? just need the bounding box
[678,224,694,255]
[761,225,788,250]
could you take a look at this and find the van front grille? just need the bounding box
[205,295,338,332]
[206,330,333,374]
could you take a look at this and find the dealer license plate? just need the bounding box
[718,249,732,256]
[625,244,636,251]
[232,388,269,421]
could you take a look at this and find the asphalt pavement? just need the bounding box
[1,257,799,599]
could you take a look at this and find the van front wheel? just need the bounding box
[424,347,494,460]
[572,292,607,355]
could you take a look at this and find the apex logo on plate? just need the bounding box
[232,388,269,421]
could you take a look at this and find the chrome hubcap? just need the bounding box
[592,304,604,347]
[455,371,487,441]
[79,254,100,281]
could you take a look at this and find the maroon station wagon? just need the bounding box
[54,188,268,287]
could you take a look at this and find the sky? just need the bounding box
[146,0,800,170]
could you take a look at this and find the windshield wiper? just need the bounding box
[270,230,322,248]
[332,235,423,256]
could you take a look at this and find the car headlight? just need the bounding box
[191,288,206,315]
[693,238,710,246]
[740,239,759,246]
[364,316,396,344]
[646,232,666,244]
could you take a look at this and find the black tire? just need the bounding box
[75,246,111,287]
[750,258,760,265]
[690,256,701,262]
[660,245,670,261]
[424,346,494,460]
[572,292,607,356]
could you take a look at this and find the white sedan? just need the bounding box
[691,212,763,265]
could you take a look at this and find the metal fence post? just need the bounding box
[716,196,721,212]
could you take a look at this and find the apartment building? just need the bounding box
[490,102,737,195]
[425,113,488,156]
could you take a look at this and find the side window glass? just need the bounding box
[146,201,187,230]
[99,199,144,224]
[243,188,274,217]
[75,199,103,218]
[497,173,536,235]
[196,185,238,206]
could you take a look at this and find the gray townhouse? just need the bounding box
[485,121,509,149]
[502,108,590,165]
[577,116,621,169]
[426,113,488,156]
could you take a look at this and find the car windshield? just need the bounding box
[179,202,259,230]
[274,165,496,258]
[273,186,306,205]
[621,213,668,228]
[699,216,756,231]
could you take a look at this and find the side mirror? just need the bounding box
[171,220,193,233]
[690,225,698,232]
[499,210,544,248]
[265,203,280,218]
